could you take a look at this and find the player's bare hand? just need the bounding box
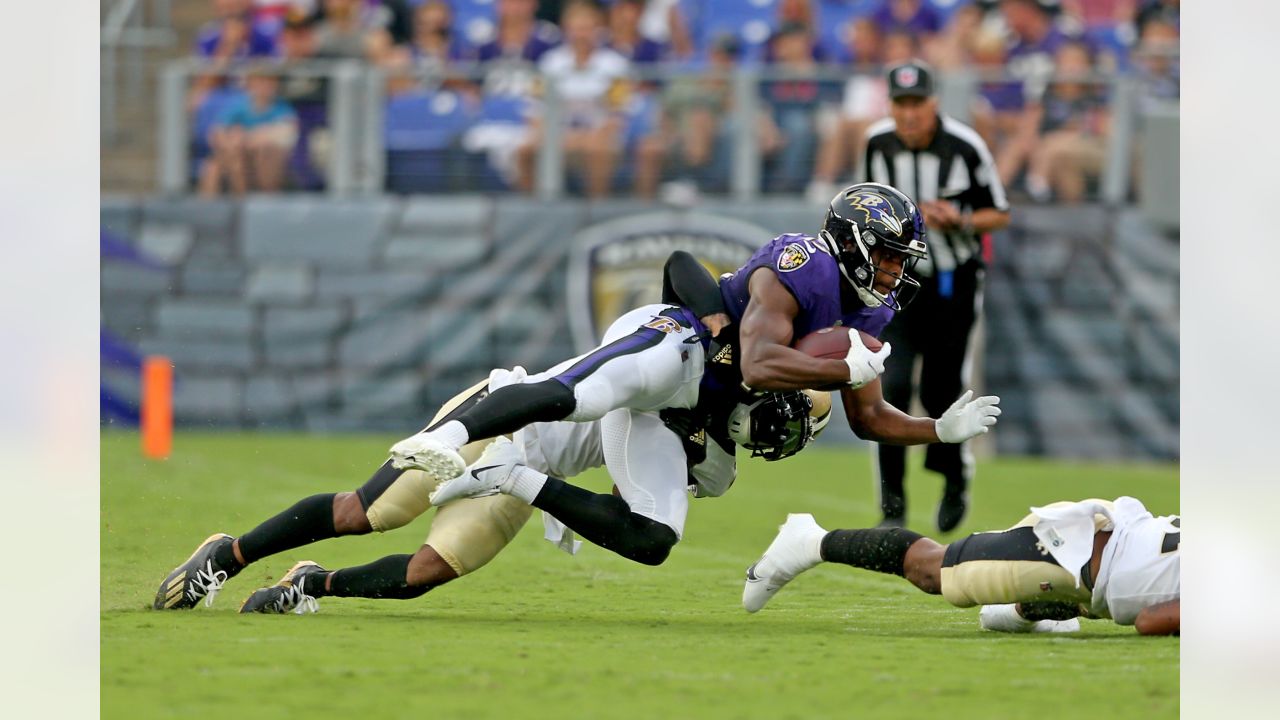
[700,312,732,338]
[934,390,1001,443]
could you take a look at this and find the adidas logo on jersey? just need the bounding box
[711,344,733,365]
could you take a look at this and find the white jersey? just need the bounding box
[488,304,725,545]
[1090,497,1180,625]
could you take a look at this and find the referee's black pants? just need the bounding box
[875,261,984,520]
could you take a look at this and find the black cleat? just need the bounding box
[876,515,906,529]
[153,533,241,610]
[239,561,328,615]
[937,490,968,533]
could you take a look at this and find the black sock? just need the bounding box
[820,527,925,577]
[532,477,677,566]
[327,554,429,600]
[236,493,338,565]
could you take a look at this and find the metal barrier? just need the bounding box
[101,0,175,143]
[154,58,1176,206]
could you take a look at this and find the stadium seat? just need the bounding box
[384,89,477,194]
[697,0,778,63]
[448,0,499,51]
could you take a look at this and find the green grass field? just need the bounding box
[102,432,1178,719]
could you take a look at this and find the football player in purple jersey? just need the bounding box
[710,182,1000,450]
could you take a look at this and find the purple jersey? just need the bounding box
[719,233,896,341]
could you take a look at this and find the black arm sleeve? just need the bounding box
[662,251,727,318]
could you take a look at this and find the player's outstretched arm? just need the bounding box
[842,385,1000,445]
[840,381,940,444]
[1134,598,1180,636]
[739,270,855,390]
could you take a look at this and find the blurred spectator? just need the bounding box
[516,0,631,198]
[778,0,817,37]
[1061,0,1138,73]
[970,27,1022,166]
[655,34,768,198]
[196,0,280,60]
[190,0,282,114]
[1133,9,1178,102]
[477,0,563,63]
[638,0,695,60]
[759,22,839,193]
[1000,0,1073,107]
[313,0,391,60]
[1061,0,1138,29]
[277,11,325,104]
[277,11,330,190]
[406,0,469,66]
[250,1,307,28]
[1134,7,1178,90]
[199,70,299,196]
[871,0,945,59]
[607,0,668,64]
[1135,0,1178,31]
[808,26,917,201]
[1018,41,1111,202]
[929,1,984,71]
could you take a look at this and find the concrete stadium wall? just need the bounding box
[100,195,1178,460]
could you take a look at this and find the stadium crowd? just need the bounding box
[186,0,1180,200]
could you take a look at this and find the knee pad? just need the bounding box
[630,522,679,566]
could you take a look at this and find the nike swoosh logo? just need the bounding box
[471,464,502,479]
[745,561,763,582]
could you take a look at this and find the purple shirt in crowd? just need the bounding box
[871,1,945,35]
[474,20,562,63]
[720,233,895,340]
[195,20,279,59]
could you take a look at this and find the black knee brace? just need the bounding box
[532,478,679,566]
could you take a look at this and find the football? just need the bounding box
[793,327,883,359]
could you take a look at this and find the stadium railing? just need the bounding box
[102,0,175,143]
[155,58,1177,209]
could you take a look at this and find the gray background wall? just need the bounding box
[100,196,1178,460]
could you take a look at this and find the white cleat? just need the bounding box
[743,513,827,613]
[428,437,524,506]
[978,604,1081,633]
[389,433,466,480]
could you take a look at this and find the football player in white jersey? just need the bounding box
[153,342,831,612]
[741,496,1179,635]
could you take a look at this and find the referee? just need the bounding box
[858,60,1011,532]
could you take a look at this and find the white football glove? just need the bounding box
[845,329,891,388]
[935,390,1002,443]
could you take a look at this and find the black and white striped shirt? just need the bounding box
[860,115,1009,277]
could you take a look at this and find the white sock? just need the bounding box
[505,465,548,504]
[430,421,470,450]
[979,603,1036,633]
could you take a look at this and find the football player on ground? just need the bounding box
[415,182,1001,533]
[155,373,826,612]
[741,496,1180,635]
